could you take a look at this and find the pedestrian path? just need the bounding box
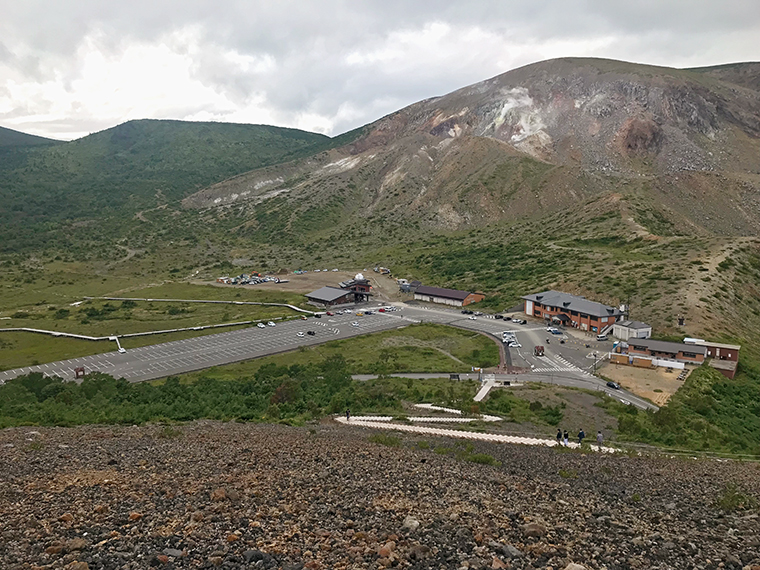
[473,379,496,402]
[336,416,617,453]
[531,354,593,376]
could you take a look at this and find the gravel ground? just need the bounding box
[1,421,758,570]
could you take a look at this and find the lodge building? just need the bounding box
[522,290,624,333]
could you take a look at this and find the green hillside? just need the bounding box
[0,119,333,252]
[0,125,62,148]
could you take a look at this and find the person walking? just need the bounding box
[556,428,562,446]
[346,408,350,421]
[596,430,604,450]
[563,430,569,447]
[578,428,585,446]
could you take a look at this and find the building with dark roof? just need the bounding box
[628,339,706,364]
[414,286,485,307]
[687,339,741,379]
[522,290,623,334]
[612,320,652,341]
[304,286,355,307]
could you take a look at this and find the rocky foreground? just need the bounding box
[0,422,758,570]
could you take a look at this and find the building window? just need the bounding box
[570,310,578,316]
[682,352,699,358]
[590,316,598,322]
[601,317,608,323]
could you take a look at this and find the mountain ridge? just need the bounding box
[183,57,760,240]
[0,125,62,147]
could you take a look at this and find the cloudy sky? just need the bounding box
[1,1,758,140]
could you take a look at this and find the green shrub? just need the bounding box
[466,453,498,465]
[717,483,757,512]
[368,433,401,447]
[559,469,578,479]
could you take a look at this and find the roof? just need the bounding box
[415,286,472,301]
[692,340,741,351]
[522,290,623,318]
[628,338,707,356]
[615,320,651,330]
[710,360,738,371]
[305,286,351,302]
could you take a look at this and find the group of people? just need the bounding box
[556,428,604,449]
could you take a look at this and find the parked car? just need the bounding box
[301,316,308,320]
[257,322,266,328]
[519,319,528,325]
[314,313,321,318]
[326,311,334,316]
[512,318,522,323]
[606,381,620,390]
[468,315,477,320]
[547,327,562,335]
[365,311,373,315]
[297,332,305,337]
[495,314,504,319]
[307,331,316,336]
[267,321,276,327]
[378,308,386,312]
[461,310,468,314]
[351,321,359,327]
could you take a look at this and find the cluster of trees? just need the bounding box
[0,356,395,427]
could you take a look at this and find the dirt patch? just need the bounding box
[202,271,403,302]
[600,363,690,406]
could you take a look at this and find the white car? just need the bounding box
[257,322,266,328]
[468,315,477,320]
[297,332,305,337]
[512,318,522,323]
[351,321,360,327]
[267,321,276,327]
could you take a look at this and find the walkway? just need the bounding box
[336,416,617,453]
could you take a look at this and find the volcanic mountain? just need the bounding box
[184,58,760,237]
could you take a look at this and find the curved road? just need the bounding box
[0,301,658,411]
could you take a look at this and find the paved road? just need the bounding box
[0,311,417,384]
[0,300,657,410]
[384,304,657,411]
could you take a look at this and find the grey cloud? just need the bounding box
[0,0,758,139]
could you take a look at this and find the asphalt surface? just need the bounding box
[0,311,416,384]
[0,301,656,410]
[380,304,657,410]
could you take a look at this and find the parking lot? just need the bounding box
[0,310,415,384]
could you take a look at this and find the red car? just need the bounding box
[378,308,386,312]
[326,311,334,316]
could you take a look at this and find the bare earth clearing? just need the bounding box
[600,364,689,406]
[200,271,404,303]
[1,422,758,570]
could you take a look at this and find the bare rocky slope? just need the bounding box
[183,58,760,236]
[2,422,759,570]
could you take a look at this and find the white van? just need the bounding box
[596,334,608,341]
